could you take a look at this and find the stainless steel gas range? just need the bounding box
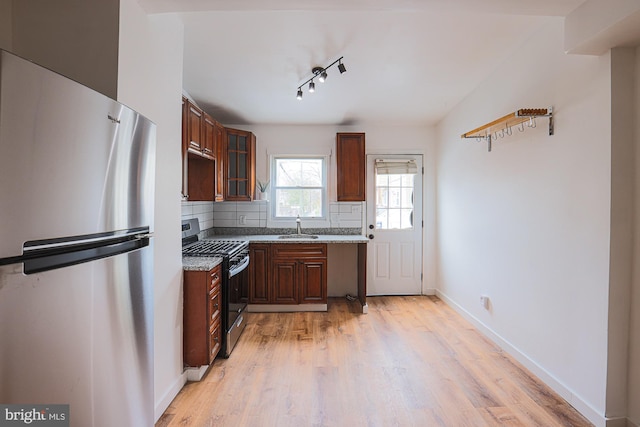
[182,219,249,357]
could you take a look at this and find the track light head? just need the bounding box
[296,88,303,100]
[308,81,315,93]
[312,66,327,83]
[338,61,346,74]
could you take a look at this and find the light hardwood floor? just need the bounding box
[157,296,592,427]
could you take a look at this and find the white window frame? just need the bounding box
[268,154,330,228]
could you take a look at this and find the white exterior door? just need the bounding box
[366,154,423,295]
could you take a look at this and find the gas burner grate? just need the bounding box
[182,240,248,257]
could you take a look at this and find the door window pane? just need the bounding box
[375,173,414,230]
[389,188,401,208]
[376,208,388,229]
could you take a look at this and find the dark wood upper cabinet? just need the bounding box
[181,97,189,199]
[181,96,215,201]
[187,100,203,153]
[187,156,215,201]
[336,132,366,201]
[202,113,216,159]
[214,123,225,202]
[225,127,256,201]
[180,98,257,203]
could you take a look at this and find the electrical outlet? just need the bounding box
[480,295,490,310]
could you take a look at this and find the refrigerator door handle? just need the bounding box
[23,228,150,253]
[0,227,152,274]
[134,233,154,240]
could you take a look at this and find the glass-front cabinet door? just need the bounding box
[225,127,255,201]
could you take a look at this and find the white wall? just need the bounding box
[115,0,185,421]
[564,0,640,55]
[607,46,636,424]
[0,0,11,50]
[629,45,640,427]
[9,0,119,99]
[436,19,612,426]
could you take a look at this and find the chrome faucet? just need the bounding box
[296,215,302,234]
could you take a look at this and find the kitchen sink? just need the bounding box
[278,234,319,239]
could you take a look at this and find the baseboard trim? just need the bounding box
[154,370,188,423]
[184,364,211,382]
[605,416,630,427]
[624,417,639,427]
[435,290,606,427]
[248,303,327,312]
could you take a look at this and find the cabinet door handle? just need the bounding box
[213,273,219,280]
[368,234,375,239]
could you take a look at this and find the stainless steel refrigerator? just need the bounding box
[0,50,155,426]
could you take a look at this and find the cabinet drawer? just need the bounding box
[209,285,221,324]
[209,266,221,292]
[272,243,327,259]
[209,317,221,363]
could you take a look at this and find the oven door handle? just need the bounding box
[229,255,250,278]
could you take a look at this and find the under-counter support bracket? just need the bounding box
[461,107,553,152]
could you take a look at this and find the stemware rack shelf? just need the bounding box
[461,107,553,152]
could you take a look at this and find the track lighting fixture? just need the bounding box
[296,56,346,100]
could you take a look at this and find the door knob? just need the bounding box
[368,234,374,239]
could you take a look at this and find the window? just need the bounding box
[375,159,417,230]
[272,157,326,218]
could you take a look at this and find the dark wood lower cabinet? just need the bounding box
[299,259,326,303]
[183,265,222,367]
[249,243,327,305]
[272,259,299,304]
[249,244,270,303]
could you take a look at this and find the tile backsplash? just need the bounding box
[181,200,364,231]
[213,201,268,228]
[181,201,214,230]
[328,202,363,228]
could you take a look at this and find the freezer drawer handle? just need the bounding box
[134,233,154,240]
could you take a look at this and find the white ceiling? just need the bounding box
[139,0,587,126]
